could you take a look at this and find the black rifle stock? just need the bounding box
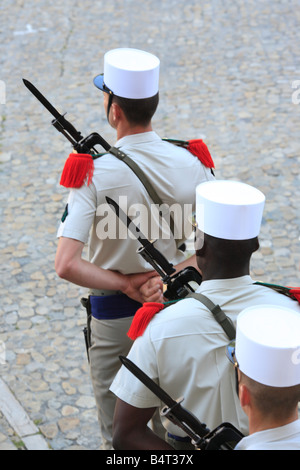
[119,356,244,450]
[23,79,111,155]
[106,196,202,300]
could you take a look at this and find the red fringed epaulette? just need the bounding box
[60,139,214,188]
[289,288,300,303]
[60,153,94,188]
[127,302,165,340]
[255,282,300,305]
[164,138,215,169]
[186,139,215,169]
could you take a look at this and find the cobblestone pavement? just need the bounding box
[0,0,299,450]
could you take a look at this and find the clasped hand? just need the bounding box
[123,272,164,304]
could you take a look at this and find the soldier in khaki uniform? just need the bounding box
[55,48,214,449]
[228,304,300,451]
[110,180,300,450]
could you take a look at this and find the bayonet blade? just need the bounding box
[119,355,212,443]
[23,78,82,142]
[105,196,175,275]
[119,356,177,408]
[23,78,63,120]
[105,196,149,247]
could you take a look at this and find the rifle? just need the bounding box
[106,196,202,300]
[119,355,244,450]
[23,79,111,155]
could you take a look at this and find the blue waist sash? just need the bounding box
[167,432,191,442]
[90,294,142,320]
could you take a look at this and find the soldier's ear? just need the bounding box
[111,102,123,123]
[238,383,251,410]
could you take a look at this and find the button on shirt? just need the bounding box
[57,131,214,274]
[110,276,300,438]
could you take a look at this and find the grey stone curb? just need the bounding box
[0,378,49,450]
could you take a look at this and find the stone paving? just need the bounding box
[0,0,299,450]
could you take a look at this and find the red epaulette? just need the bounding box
[165,138,215,169]
[127,302,166,340]
[60,138,215,189]
[60,153,94,188]
[255,282,300,304]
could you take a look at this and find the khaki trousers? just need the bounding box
[89,315,133,449]
[89,315,166,450]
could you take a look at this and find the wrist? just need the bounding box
[116,272,130,294]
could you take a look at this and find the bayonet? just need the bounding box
[119,355,244,450]
[23,79,69,122]
[106,196,176,280]
[106,196,202,300]
[119,356,178,408]
[119,356,210,444]
[23,78,111,155]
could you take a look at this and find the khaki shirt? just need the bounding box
[110,276,300,437]
[57,131,214,274]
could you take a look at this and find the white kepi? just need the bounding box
[94,48,160,99]
[235,305,300,387]
[196,180,266,240]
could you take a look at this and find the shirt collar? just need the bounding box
[115,131,161,148]
[236,420,300,450]
[198,275,254,293]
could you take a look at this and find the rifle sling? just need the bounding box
[187,293,236,340]
[188,281,300,341]
[108,146,175,236]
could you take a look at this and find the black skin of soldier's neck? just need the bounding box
[196,234,259,282]
[199,260,250,281]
